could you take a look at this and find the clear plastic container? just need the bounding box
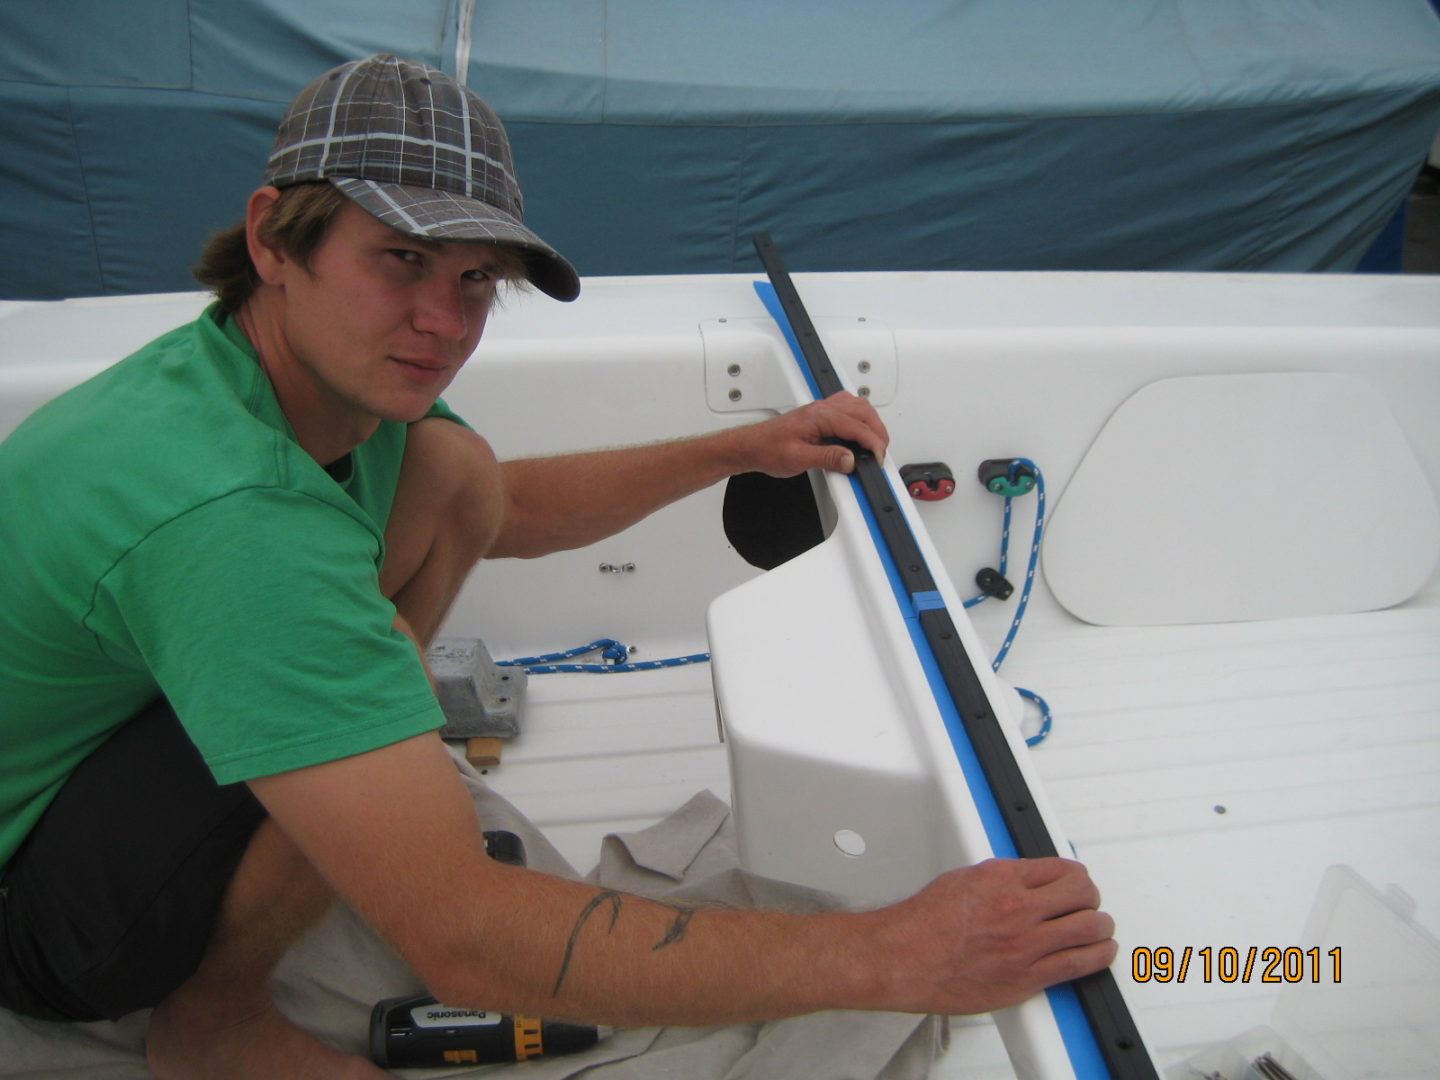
[1169,865,1440,1080]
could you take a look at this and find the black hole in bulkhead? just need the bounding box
[723,472,825,570]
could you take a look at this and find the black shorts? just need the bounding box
[0,699,266,1021]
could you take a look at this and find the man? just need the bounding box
[0,55,1116,1080]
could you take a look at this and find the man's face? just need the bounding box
[270,199,505,431]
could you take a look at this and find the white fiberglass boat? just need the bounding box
[2,267,1438,1080]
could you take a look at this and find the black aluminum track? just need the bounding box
[751,232,1157,1080]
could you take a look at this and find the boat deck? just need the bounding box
[480,586,1440,1077]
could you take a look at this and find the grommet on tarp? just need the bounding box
[900,462,956,501]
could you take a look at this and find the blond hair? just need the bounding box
[194,183,532,312]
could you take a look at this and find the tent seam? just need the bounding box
[728,125,749,270]
[64,86,107,294]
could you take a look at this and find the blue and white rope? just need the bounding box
[498,638,710,675]
[958,458,1054,746]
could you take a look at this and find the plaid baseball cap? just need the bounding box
[264,54,579,302]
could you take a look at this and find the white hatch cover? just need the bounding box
[1043,372,1440,626]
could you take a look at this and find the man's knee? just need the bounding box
[382,419,506,602]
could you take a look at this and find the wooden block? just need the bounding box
[465,737,504,768]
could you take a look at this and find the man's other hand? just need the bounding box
[740,391,890,477]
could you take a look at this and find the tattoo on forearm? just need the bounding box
[551,892,698,997]
[553,891,624,997]
[653,906,694,950]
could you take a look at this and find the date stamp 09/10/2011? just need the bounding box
[1130,945,1342,985]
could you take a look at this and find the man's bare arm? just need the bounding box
[489,391,888,560]
[248,732,1116,1027]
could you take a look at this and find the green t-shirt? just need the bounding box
[0,304,454,868]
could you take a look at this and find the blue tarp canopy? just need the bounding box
[3,0,1440,299]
